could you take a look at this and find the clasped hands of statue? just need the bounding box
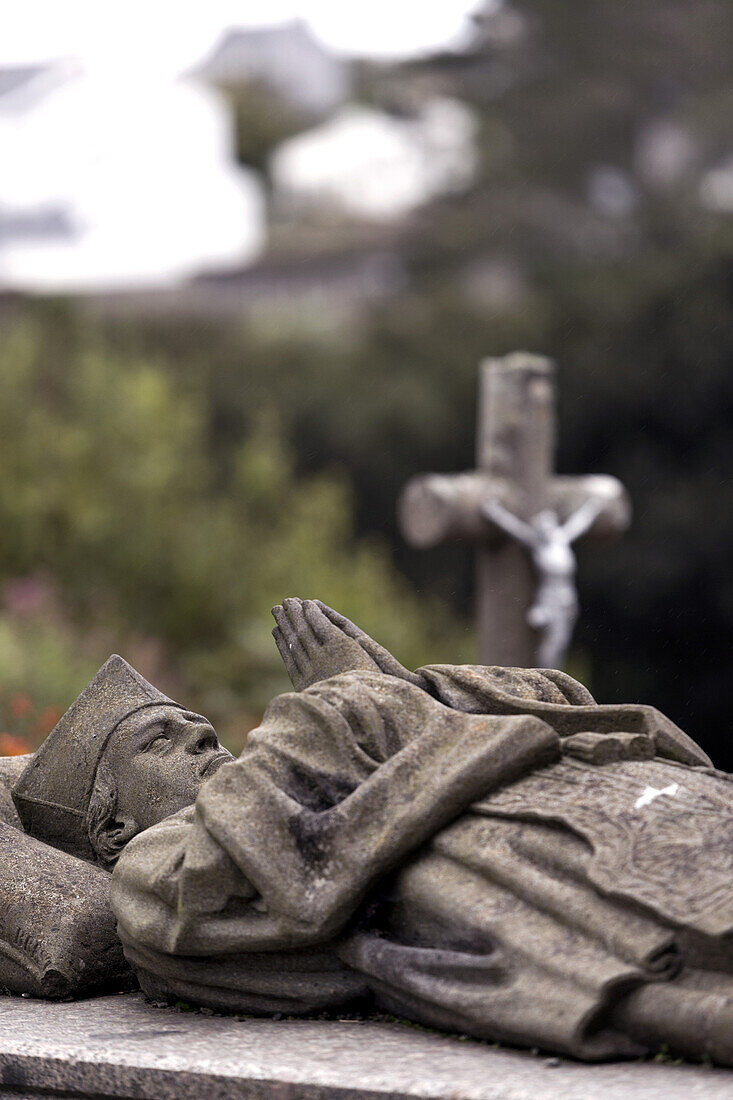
[271,597,425,691]
[271,597,627,764]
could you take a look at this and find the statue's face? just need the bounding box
[101,705,233,832]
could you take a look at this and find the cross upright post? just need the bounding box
[475,354,554,665]
[398,352,631,668]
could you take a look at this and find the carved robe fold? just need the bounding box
[112,666,733,1062]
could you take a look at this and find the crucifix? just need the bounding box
[397,353,631,669]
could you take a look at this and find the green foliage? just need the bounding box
[5,0,733,772]
[98,242,733,766]
[0,319,470,748]
[0,612,98,715]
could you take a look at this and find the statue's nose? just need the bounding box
[183,722,216,755]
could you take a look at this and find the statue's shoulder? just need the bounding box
[0,754,32,829]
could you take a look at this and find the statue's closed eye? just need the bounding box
[143,728,170,753]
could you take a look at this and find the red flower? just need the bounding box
[0,733,31,756]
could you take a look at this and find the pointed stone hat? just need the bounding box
[12,655,184,860]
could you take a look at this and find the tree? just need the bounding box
[0,316,468,748]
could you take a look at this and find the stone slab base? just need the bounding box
[0,992,731,1100]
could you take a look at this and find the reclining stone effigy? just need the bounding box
[5,599,733,1067]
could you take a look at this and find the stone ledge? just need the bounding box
[0,992,731,1100]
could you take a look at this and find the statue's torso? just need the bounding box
[348,755,733,1059]
[470,756,733,937]
[375,754,733,996]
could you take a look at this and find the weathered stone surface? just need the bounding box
[13,655,232,864]
[0,992,731,1100]
[0,656,232,1000]
[113,599,733,1066]
[7,599,733,1074]
[0,822,129,999]
[0,755,31,829]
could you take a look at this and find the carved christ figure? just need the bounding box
[482,497,607,668]
[109,599,733,1067]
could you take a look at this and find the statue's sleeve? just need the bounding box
[112,671,559,957]
[416,664,711,767]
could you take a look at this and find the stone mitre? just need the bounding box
[12,655,184,861]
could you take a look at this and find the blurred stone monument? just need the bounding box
[398,353,631,668]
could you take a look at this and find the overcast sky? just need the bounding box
[0,1,483,72]
[0,1,486,291]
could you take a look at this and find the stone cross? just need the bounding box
[397,353,631,668]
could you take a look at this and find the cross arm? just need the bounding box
[481,499,538,547]
[398,472,506,548]
[551,475,632,542]
[398,471,631,550]
[559,495,609,544]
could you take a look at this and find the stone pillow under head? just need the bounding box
[0,820,132,998]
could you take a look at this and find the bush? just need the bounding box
[0,318,470,750]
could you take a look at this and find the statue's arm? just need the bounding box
[283,600,595,712]
[482,499,537,547]
[559,496,606,543]
[241,693,557,942]
[280,602,708,767]
[112,676,559,957]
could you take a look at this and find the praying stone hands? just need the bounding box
[271,598,424,691]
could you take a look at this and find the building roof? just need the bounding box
[198,20,349,115]
[0,58,78,113]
